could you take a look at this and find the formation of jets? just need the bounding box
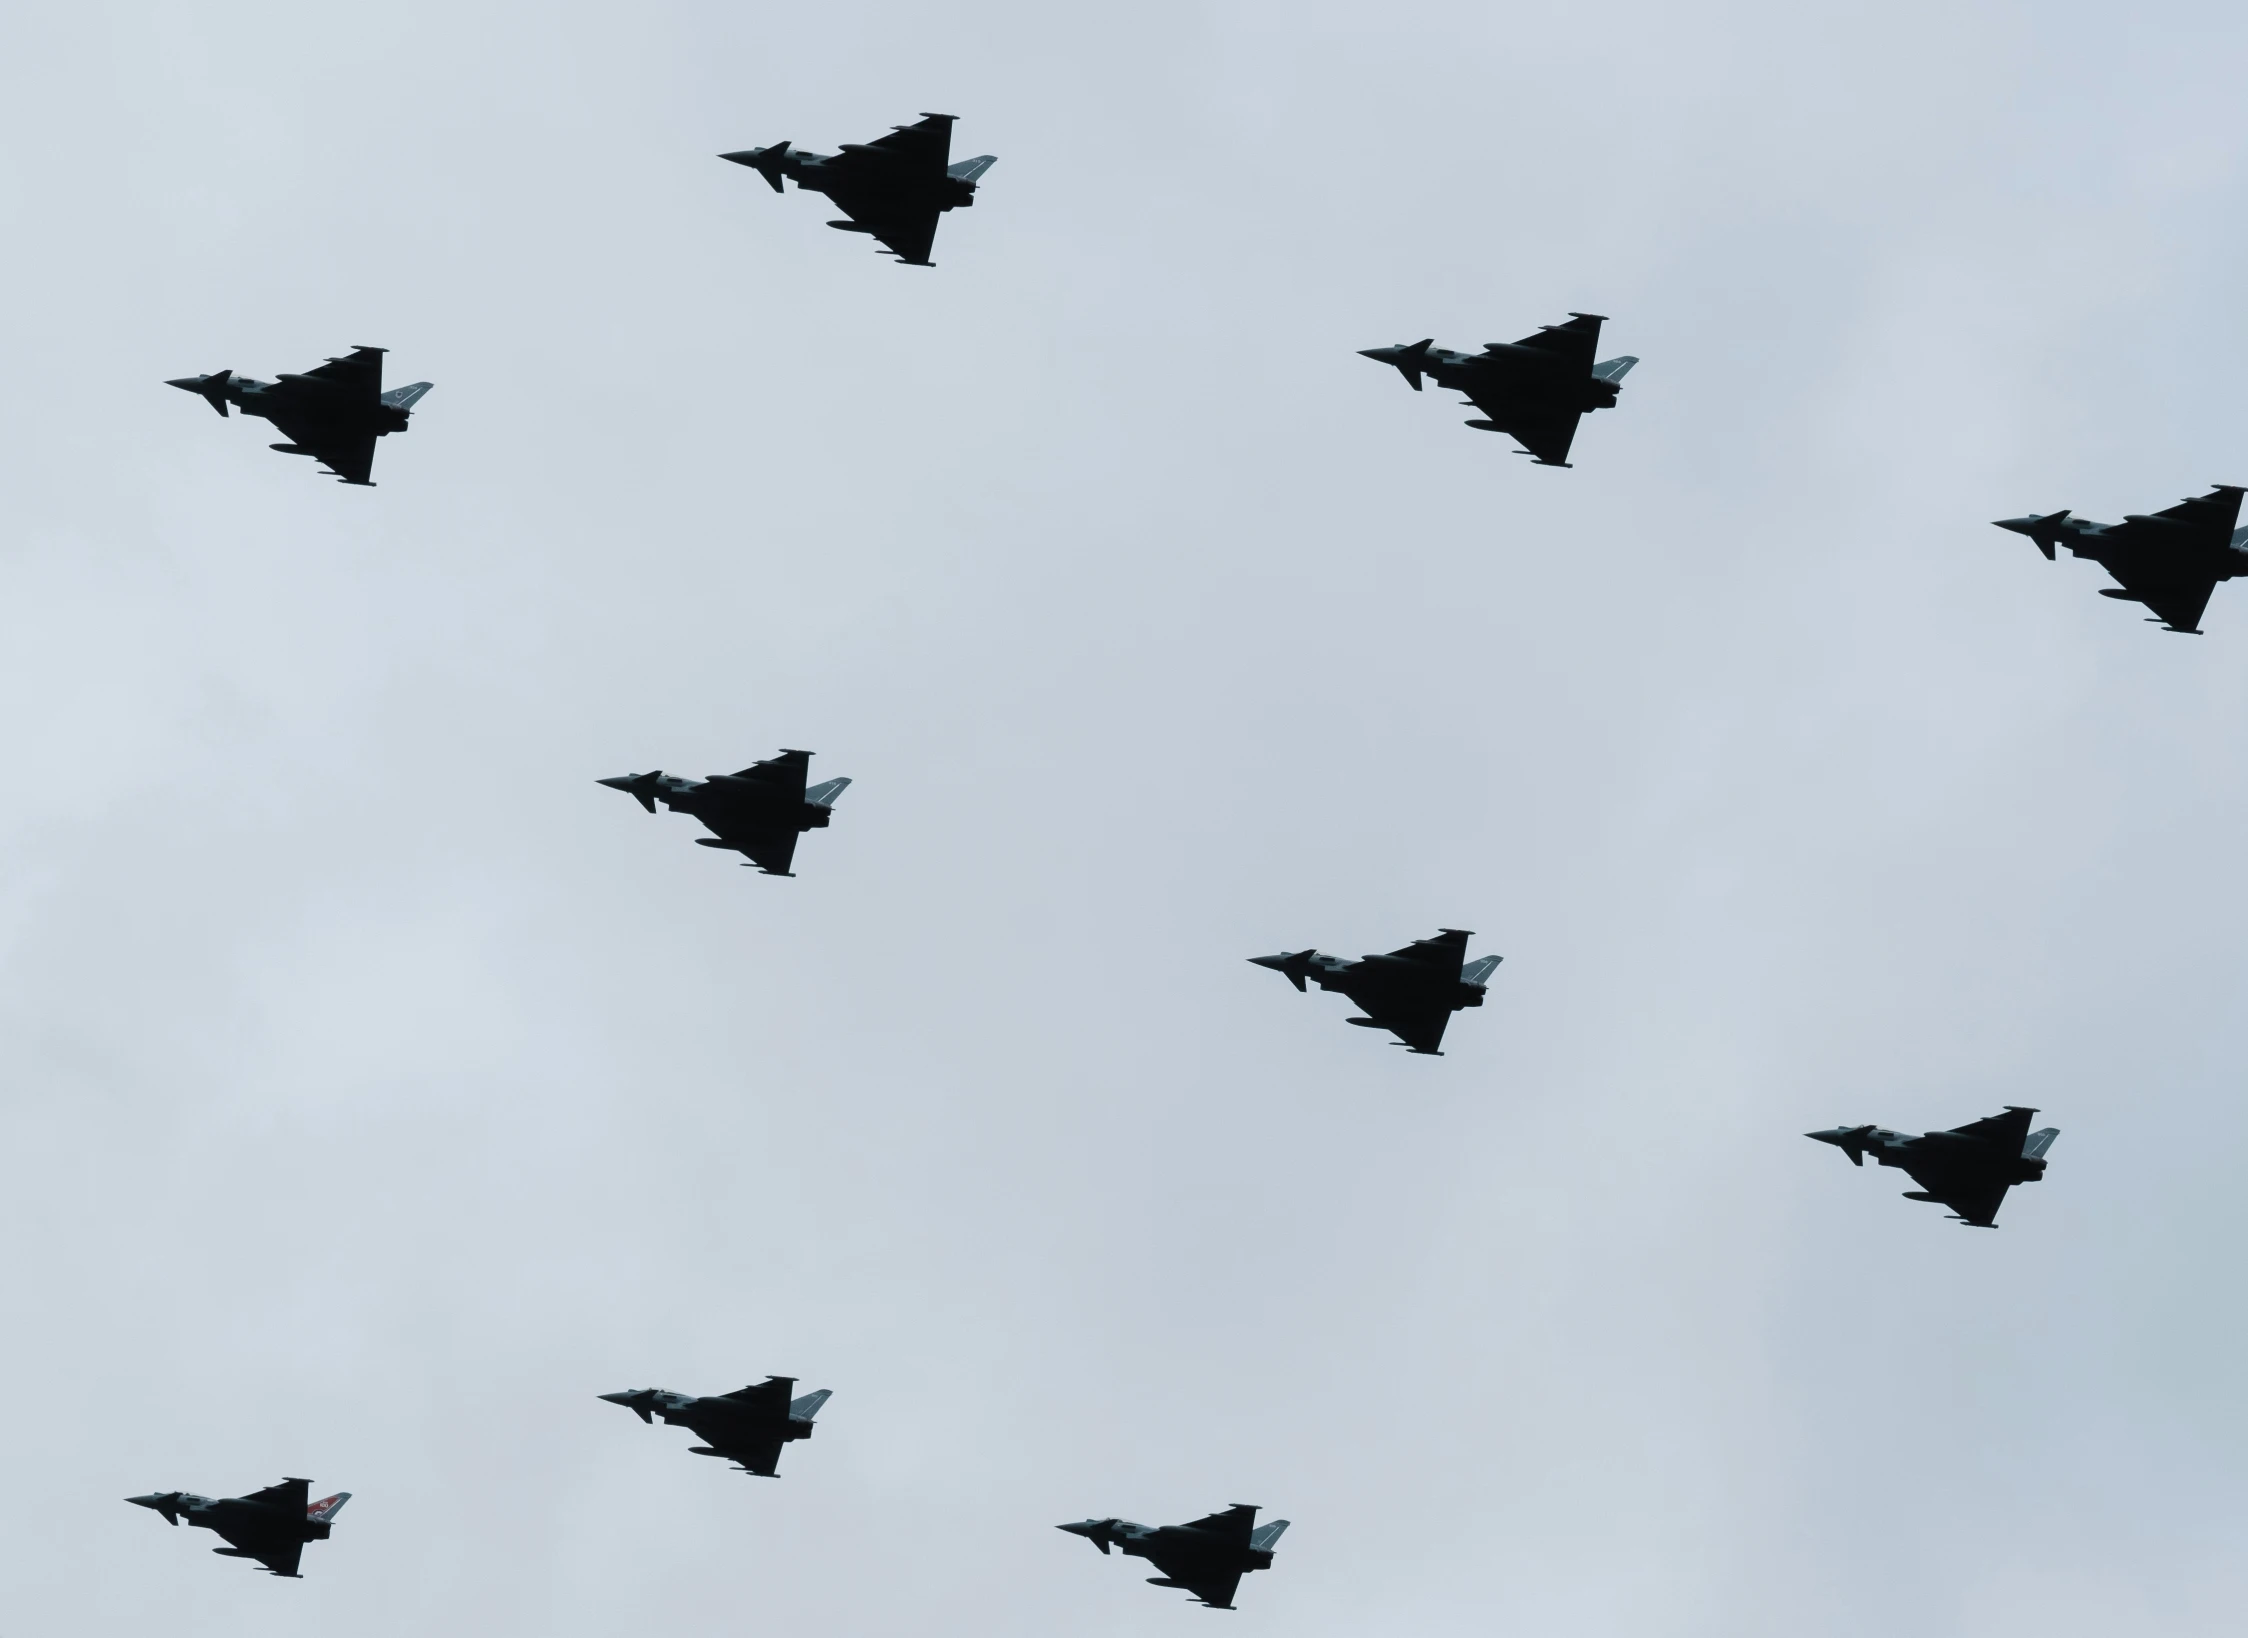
[131,97,2134,1609]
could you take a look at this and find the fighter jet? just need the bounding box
[125,1478,349,1578]
[1359,313,1637,466]
[1251,927,1501,1055]
[1994,484,2248,634]
[1807,1106,2059,1228]
[1058,1504,1289,1610]
[598,749,850,877]
[721,113,996,266]
[166,346,432,486]
[599,1376,833,1476]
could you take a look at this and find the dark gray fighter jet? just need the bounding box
[1251,928,1501,1055]
[600,1376,833,1476]
[126,1479,350,1578]
[1359,313,1636,466]
[166,347,431,486]
[1995,484,2248,634]
[1808,1106,2059,1228]
[598,749,850,876]
[721,113,996,266]
[1059,1504,1289,1610]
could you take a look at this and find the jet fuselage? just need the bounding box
[1837,1126,2051,1185]
[1426,346,1622,412]
[777,149,978,211]
[607,773,838,833]
[168,374,413,436]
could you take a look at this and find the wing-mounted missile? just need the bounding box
[1992,510,2073,561]
[1360,339,1435,391]
[720,143,792,192]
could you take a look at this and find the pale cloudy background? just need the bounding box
[1,1,2244,1635]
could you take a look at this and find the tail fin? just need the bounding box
[2022,1127,2059,1160]
[804,776,851,807]
[1249,1519,1289,1551]
[789,1388,832,1421]
[1592,355,1637,383]
[381,382,434,411]
[307,1492,350,1523]
[1460,954,1503,987]
[948,155,997,184]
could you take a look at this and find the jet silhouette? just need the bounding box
[1995,484,2247,634]
[600,1376,832,1476]
[1360,312,1636,465]
[1252,927,1501,1055]
[721,113,995,266]
[599,748,850,876]
[167,346,431,485]
[1058,1503,1289,1610]
[126,1478,349,1578]
[1808,1106,2058,1228]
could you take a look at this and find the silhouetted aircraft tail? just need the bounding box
[948,155,997,183]
[381,382,434,411]
[1460,954,1503,987]
[804,777,852,807]
[789,1388,832,1420]
[307,1492,350,1523]
[2022,1127,2059,1160]
[1592,355,1637,383]
[1249,1519,1289,1551]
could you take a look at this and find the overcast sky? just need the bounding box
[3,2,2247,1635]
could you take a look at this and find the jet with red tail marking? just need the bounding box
[126,1478,349,1578]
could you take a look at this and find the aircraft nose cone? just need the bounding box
[596,775,632,791]
[1056,1520,1094,1537]
[718,150,760,166]
[1992,516,2038,535]
[597,1390,638,1404]
[125,1493,166,1510]
[1248,952,1290,971]
[1805,1127,1849,1145]
[164,377,205,392]
[1357,347,1395,362]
